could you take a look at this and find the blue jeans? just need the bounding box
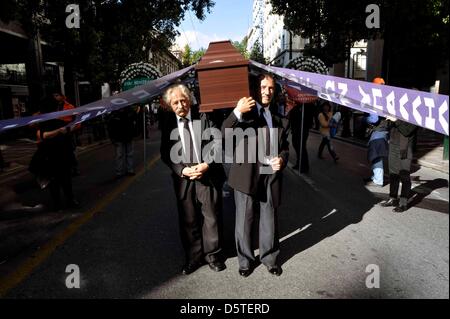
[371,158,384,185]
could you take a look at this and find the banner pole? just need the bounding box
[143,106,146,174]
[299,103,305,175]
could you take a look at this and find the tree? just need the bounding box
[2,0,215,102]
[249,39,266,64]
[181,45,206,66]
[191,48,206,64]
[270,0,449,88]
[232,37,249,58]
[270,0,377,65]
[182,44,193,67]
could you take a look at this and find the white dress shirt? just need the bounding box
[233,103,276,164]
[176,110,201,163]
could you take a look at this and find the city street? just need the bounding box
[0,127,448,299]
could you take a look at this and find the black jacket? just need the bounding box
[160,107,226,200]
[222,106,289,208]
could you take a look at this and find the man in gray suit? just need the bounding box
[222,74,289,277]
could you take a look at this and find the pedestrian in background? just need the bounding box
[37,96,79,211]
[317,101,339,162]
[53,91,81,176]
[107,106,137,179]
[289,101,314,173]
[380,117,418,212]
[364,78,389,187]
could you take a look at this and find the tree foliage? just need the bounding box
[232,37,250,59]
[181,44,205,66]
[249,39,267,64]
[1,0,215,88]
[270,0,449,87]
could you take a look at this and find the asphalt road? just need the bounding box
[1,128,448,299]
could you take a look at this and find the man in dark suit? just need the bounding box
[222,74,289,277]
[160,83,226,275]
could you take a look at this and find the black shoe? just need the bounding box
[126,172,136,176]
[380,198,398,207]
[182,262,203,275]
[333,156,339,163]
[363,177,373,183]
[267,265,282,276]
[238,268,252,277]
[393,205,407,213]
[208,261,226,272]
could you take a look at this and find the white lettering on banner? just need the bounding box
[337,82,350,106]
[372,88,383,111]
[438,100,449,134]
[111,98,128,105]
[319,80,334,101]
[424,98,436,131]
[399,93,409,121]
[386,91,396,116]
[359,85,371,110]
[95,109,108,117]
[80,113,91,122]
[412,96,423,126]
[132,90,151,99]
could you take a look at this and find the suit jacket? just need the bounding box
[222,105,289,208]
[160,107,226,200]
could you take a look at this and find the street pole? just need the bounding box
[143,106,146,174]
[298,103,305,175]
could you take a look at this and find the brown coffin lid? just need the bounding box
[195,40,249,71]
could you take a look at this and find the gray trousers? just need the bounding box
[234,176,279,270]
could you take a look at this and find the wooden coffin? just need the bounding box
[195,40,250,112]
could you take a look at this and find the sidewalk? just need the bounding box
[313,128,449,175]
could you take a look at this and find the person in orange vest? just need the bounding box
[53,92,81,176]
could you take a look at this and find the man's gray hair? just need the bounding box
[162,83,193,108]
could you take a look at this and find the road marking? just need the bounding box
[279,223,312,242]
[0,154,160,297]
[321,209,338,219]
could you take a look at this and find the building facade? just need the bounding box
[149,47,182,76]
[246,0,308,67]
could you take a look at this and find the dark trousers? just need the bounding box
[389,171,412,205]
[49,168,74,207]
[234,175,279,270]
[292,129,310,173]
[176,180,222,264]
[318,136,337,159]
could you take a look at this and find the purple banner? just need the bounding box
[251,61,449,136]
[1,61,449,136]
[0,66,194,133]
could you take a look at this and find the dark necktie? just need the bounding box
[180,117,195,164]
[259,108,271,157]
